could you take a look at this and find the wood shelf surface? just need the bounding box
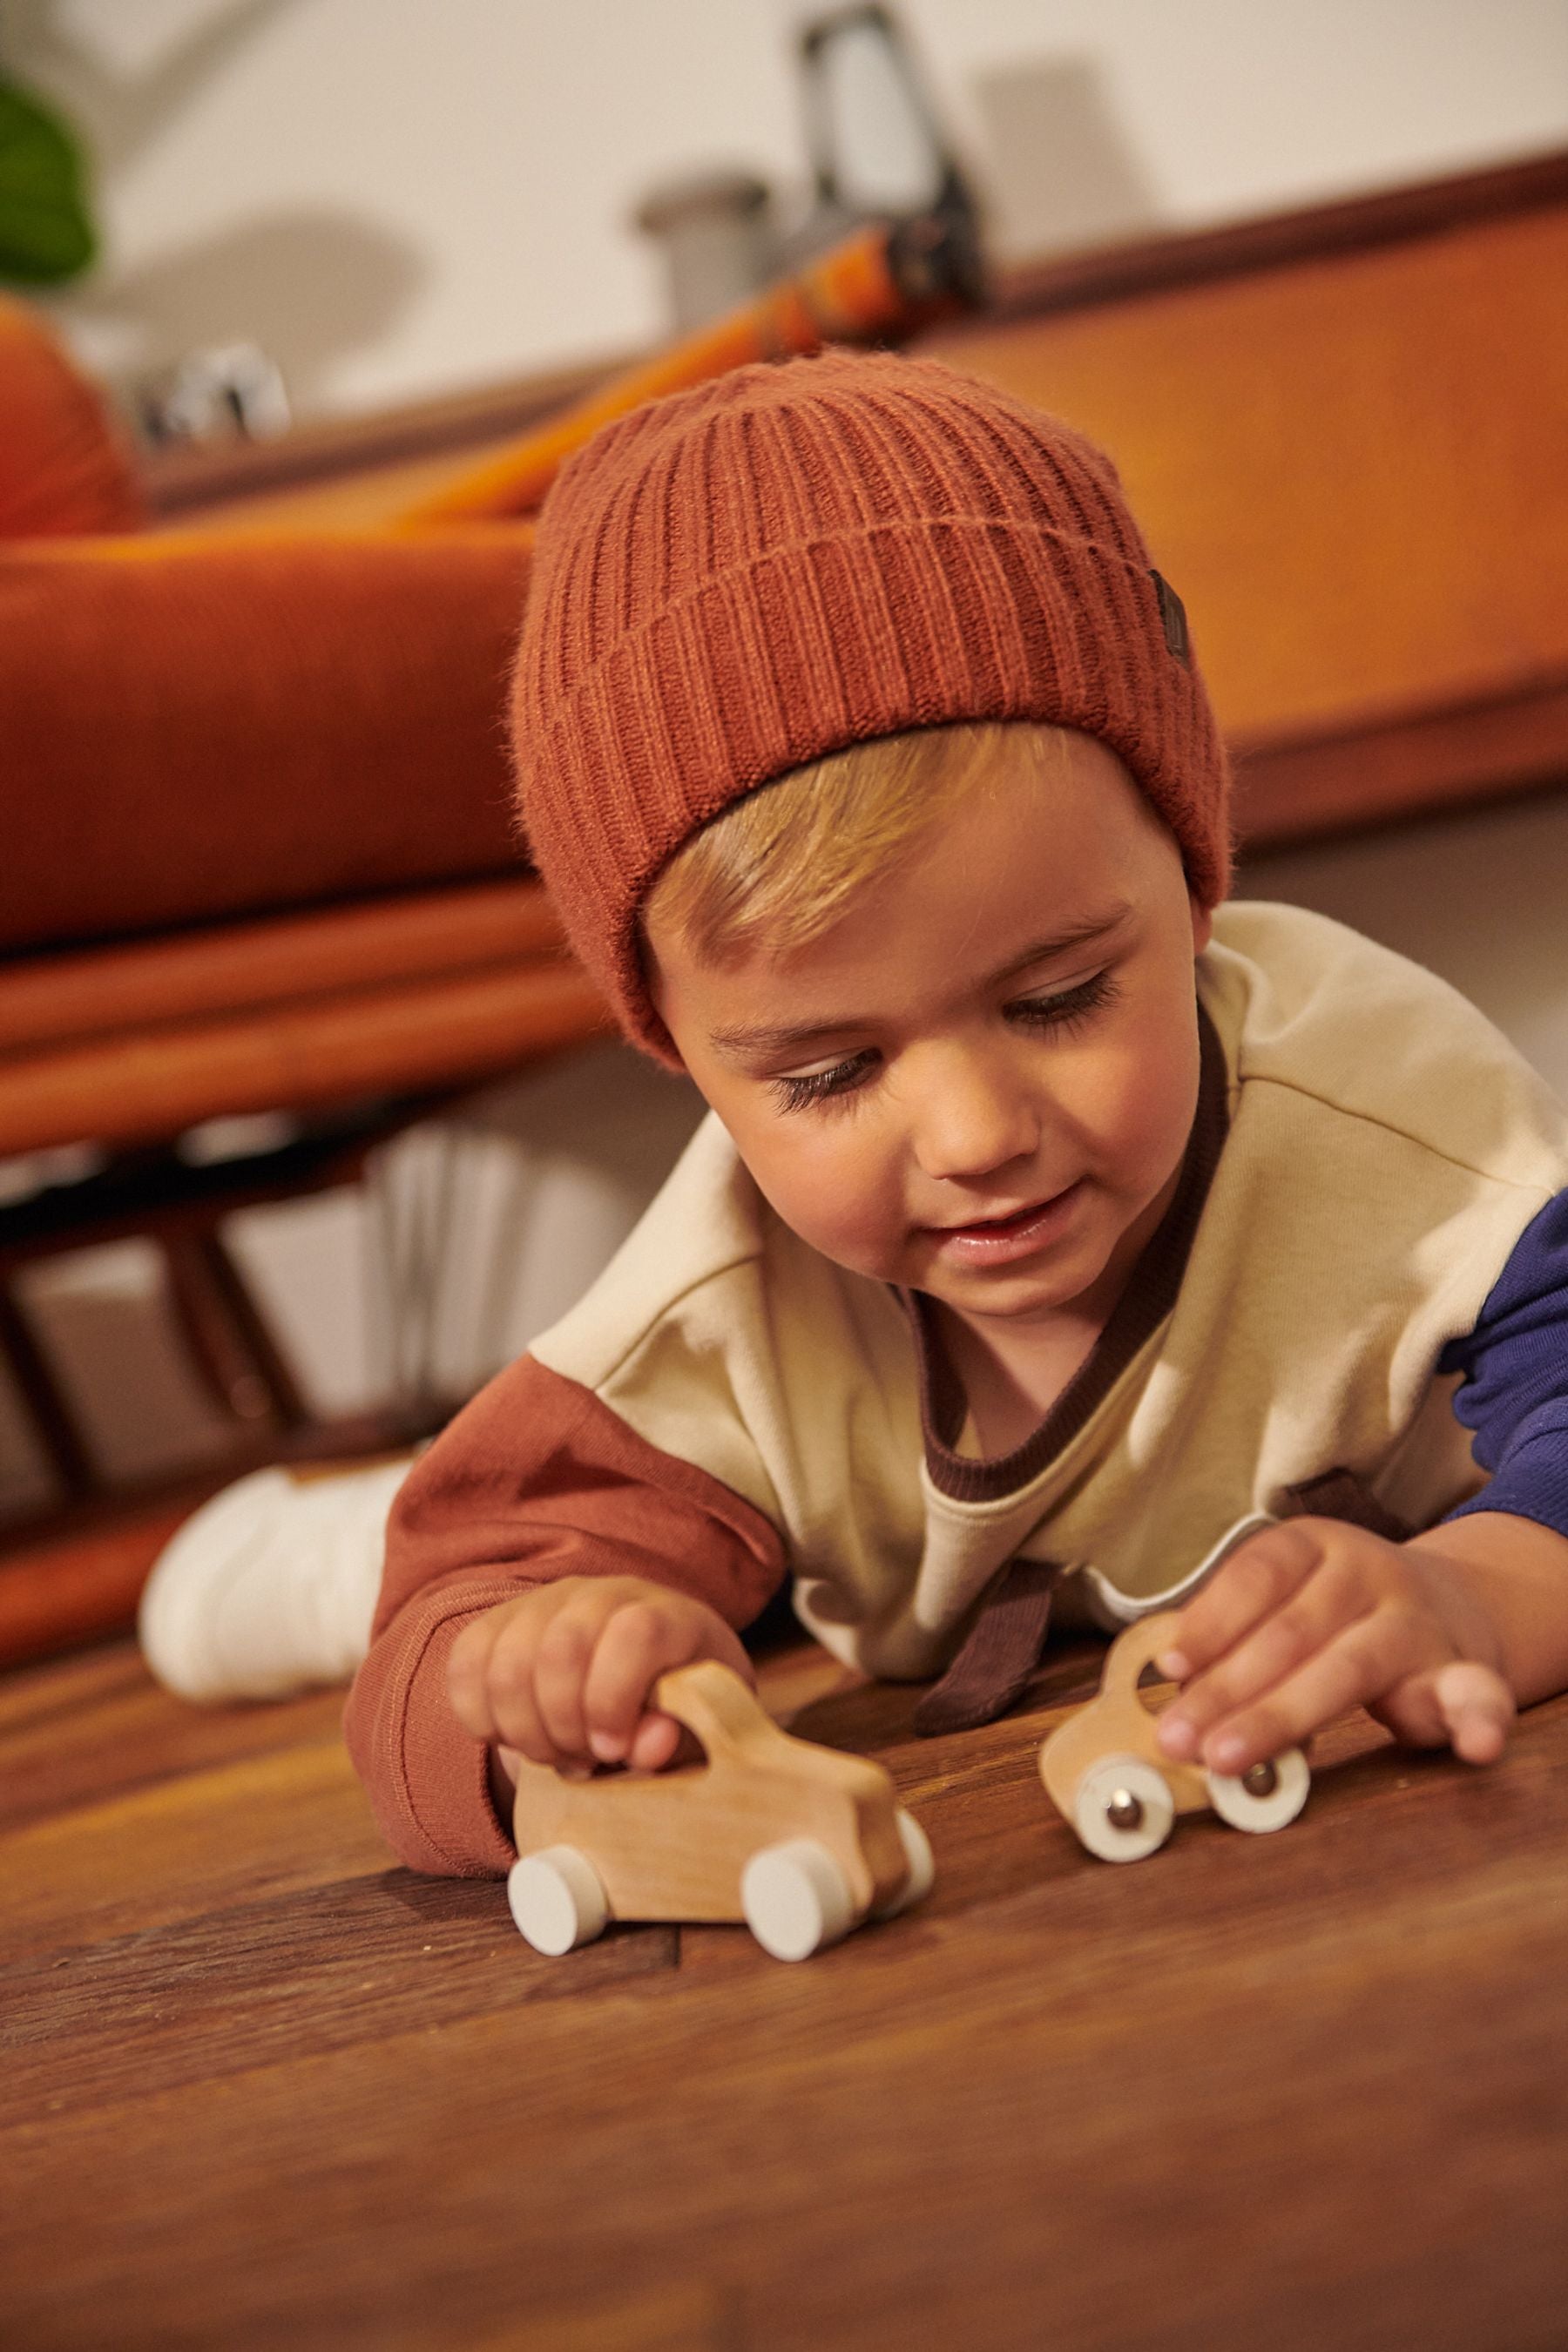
[141,148,1568,523]
[924,204,1568,745]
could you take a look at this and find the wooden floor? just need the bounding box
[4,1631,1568,2352]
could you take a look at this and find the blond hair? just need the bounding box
[643,721,1075,968]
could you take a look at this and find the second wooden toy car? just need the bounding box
[507,1659,935,1962]
[1039,1611,1311,1861]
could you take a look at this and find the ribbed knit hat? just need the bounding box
[512,348,1229,1063]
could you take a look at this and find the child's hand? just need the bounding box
[1152,1517,1516,1775]
[448,1576,754,1777]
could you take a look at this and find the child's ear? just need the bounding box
[1188,895,1213,956]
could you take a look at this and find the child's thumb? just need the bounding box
[1431,1659,1514,1764]
[1374,1659,1514,1761]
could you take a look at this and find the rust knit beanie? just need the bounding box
[511,347,1230,1064]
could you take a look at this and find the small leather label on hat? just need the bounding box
[1151,570,1190,666]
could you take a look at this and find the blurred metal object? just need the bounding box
[630,6,983,345]
[880,204,985,319]
[786,3,981,270]
[137,342,292,447]
[634,168,778,334]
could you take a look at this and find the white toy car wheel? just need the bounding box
[1072,1754,1175,1862]
[740,1837,857,1961]
[868,1808,936,1921]
[1206,1746,1311,1835]
[508,1845,610,1955]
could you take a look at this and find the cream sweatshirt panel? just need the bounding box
[1206,903,1568,1188]
[529,1109,764,1377]
[596,1238,929,1620]
[531,1131,933,1646]
[1006,1120,1515,1615]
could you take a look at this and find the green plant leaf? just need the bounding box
[0,74,98,286]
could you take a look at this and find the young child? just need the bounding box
[340,348,1568,1878]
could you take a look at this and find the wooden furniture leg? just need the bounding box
[161,1225,309,1432]
[0,1276,97,1501]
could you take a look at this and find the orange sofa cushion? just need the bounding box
[0,528,534,954]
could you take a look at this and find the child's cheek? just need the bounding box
[1080,1022,1199,1189]
[753,1125,904,1278]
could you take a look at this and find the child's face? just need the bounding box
[646,732,1212,1340]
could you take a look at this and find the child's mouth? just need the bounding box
[927,1182,1085,1264]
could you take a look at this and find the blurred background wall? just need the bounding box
[15,0,1568,420]
[3,0,1565,1512]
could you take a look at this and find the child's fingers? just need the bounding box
[531,1595,605,1761]
[449,1580,750,1775]
[474,1605,560,1760]
[446,1625,483,1738]
[447,1610,514,1741]
[625,1712,683,1772]
[1164,1609,1419,1775]
[581,1599,693,1763]
[1156,1551,1369,1760]
[1156,1521,1324,1683]
[449,1589,591,1763]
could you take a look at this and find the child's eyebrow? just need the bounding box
[985,902,1133,989]
[707,902,1133,1063]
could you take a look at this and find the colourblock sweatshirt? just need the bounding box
[344,904,1568,1876]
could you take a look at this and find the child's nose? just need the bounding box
[910,1046,1040,1183]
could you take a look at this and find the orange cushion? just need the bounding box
[0,527,533,953]
[0,294,146,538]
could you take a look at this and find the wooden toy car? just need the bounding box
[1038,1610,1311,1862]
[507,1659,935,1962]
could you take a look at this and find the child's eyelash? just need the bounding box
[1008,970,1120,1031]
[768,972,1119,1115]
[771,973,1114,1119]
[771,1050,878,1115]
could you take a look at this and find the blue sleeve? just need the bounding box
[1437,1188,1568,1539]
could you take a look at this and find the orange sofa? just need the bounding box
[0,294,606,1169]
[0,297,606,1658]
[1,295,544,963]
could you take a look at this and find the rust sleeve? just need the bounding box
[342,1352,787,1877]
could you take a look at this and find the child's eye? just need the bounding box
[770,1049,879,1114]
[1008,970,1119,1031]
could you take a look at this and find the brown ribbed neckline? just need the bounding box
[910,1004,1229,1503]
